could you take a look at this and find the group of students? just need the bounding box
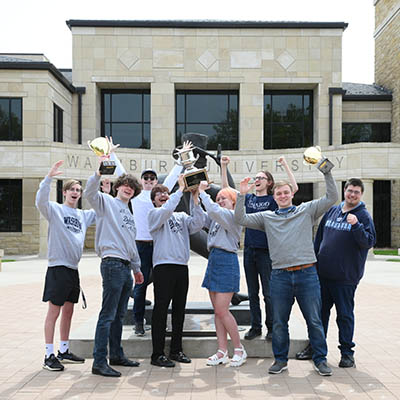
[36,139,376,378]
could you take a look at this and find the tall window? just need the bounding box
[102,90,150,149]
[342,123,390,144]
[53,103,63,142]
[176,90,239,150]
[264,91,313,149]
[0,98,22,141]
[0,179,22,232]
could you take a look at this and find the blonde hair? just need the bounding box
[272,180,293,194]
[217,187,238,208]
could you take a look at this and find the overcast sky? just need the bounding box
[2,0,375,84]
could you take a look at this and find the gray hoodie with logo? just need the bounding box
[148,190,205,267]
[84,173,141,272]
[35,176,96,270]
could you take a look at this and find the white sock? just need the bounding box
[45,344,54,358]
[60,341,69,353]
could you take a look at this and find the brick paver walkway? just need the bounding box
[0,253,399,399]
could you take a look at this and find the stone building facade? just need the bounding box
[0,15,398,255]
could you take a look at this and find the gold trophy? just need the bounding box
[87,137,116,175]
[303,146,334,173]
[177,147,211,191]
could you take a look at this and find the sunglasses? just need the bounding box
[143,175,156,181]
[254,176,268,181]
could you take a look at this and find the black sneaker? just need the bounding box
[135,322,145,336]
[43,354,64,371]
[57,350,85,364]
[339,354,355,368]
[265,330,273,341]
[244,328,262,340]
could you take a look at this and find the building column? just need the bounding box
[151,82,175,150]
[239,83,264,151]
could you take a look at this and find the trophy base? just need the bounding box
[317,158,334,174]
[99,160,116,175]
[183,168,210,191]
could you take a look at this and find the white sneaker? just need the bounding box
[230,346,247,367]
[206,349,229,366]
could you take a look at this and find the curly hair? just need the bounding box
[113,174,141,198]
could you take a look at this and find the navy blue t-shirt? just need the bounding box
[244,193,277,248]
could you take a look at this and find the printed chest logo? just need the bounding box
[168,216,183,233]
[210,223,221,237]
[325,218,351,232]
[64,216,82,233]
[120,209,135,232]
[247,198,271,211]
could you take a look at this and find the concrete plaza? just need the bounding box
[0,252,400,399]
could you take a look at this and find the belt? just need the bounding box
[136,240,153,244]
[284,263,314,272]
[102,257,130,266]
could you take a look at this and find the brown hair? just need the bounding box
[150,184,169,203]
[63,179,82,192]
[344,178,364,193]
[273,180,294,194]
[217,187,238,208]
[259,170,275,195]
[113,173,141,198]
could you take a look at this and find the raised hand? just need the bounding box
[106,136,120,153]
[101,178,111,194]
[239,177,254,195]
[48,160,64,178]
[182,140,193,152]
[278,155,288,166]
[221,155,230,166]
[198,180,209,193]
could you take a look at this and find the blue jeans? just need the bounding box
[320,278,357,356]
[133,242,153,324]
[271,266,327,365]
[93,258,133,366]
[243,247,273,331]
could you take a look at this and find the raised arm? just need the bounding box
[233,177,266,231]
[35,160,64,220]
[307,171,339,221]
[164,140,192,190]
[220,156,230,189]
[148,175,185,233]
[278,156,298,194]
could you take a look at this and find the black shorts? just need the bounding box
[42,266,80,306]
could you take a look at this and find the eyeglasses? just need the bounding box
[346,189,362,196]
[254,176,268,181]
[67,188,82,193]
[143,175,156,181]
[154,191,168,197]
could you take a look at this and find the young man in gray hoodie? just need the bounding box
[235,168,338,376]
[84,159,144,378]
[36,160,96,371]
[148,175,205,367]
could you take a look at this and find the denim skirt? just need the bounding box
[202,247,240,293]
